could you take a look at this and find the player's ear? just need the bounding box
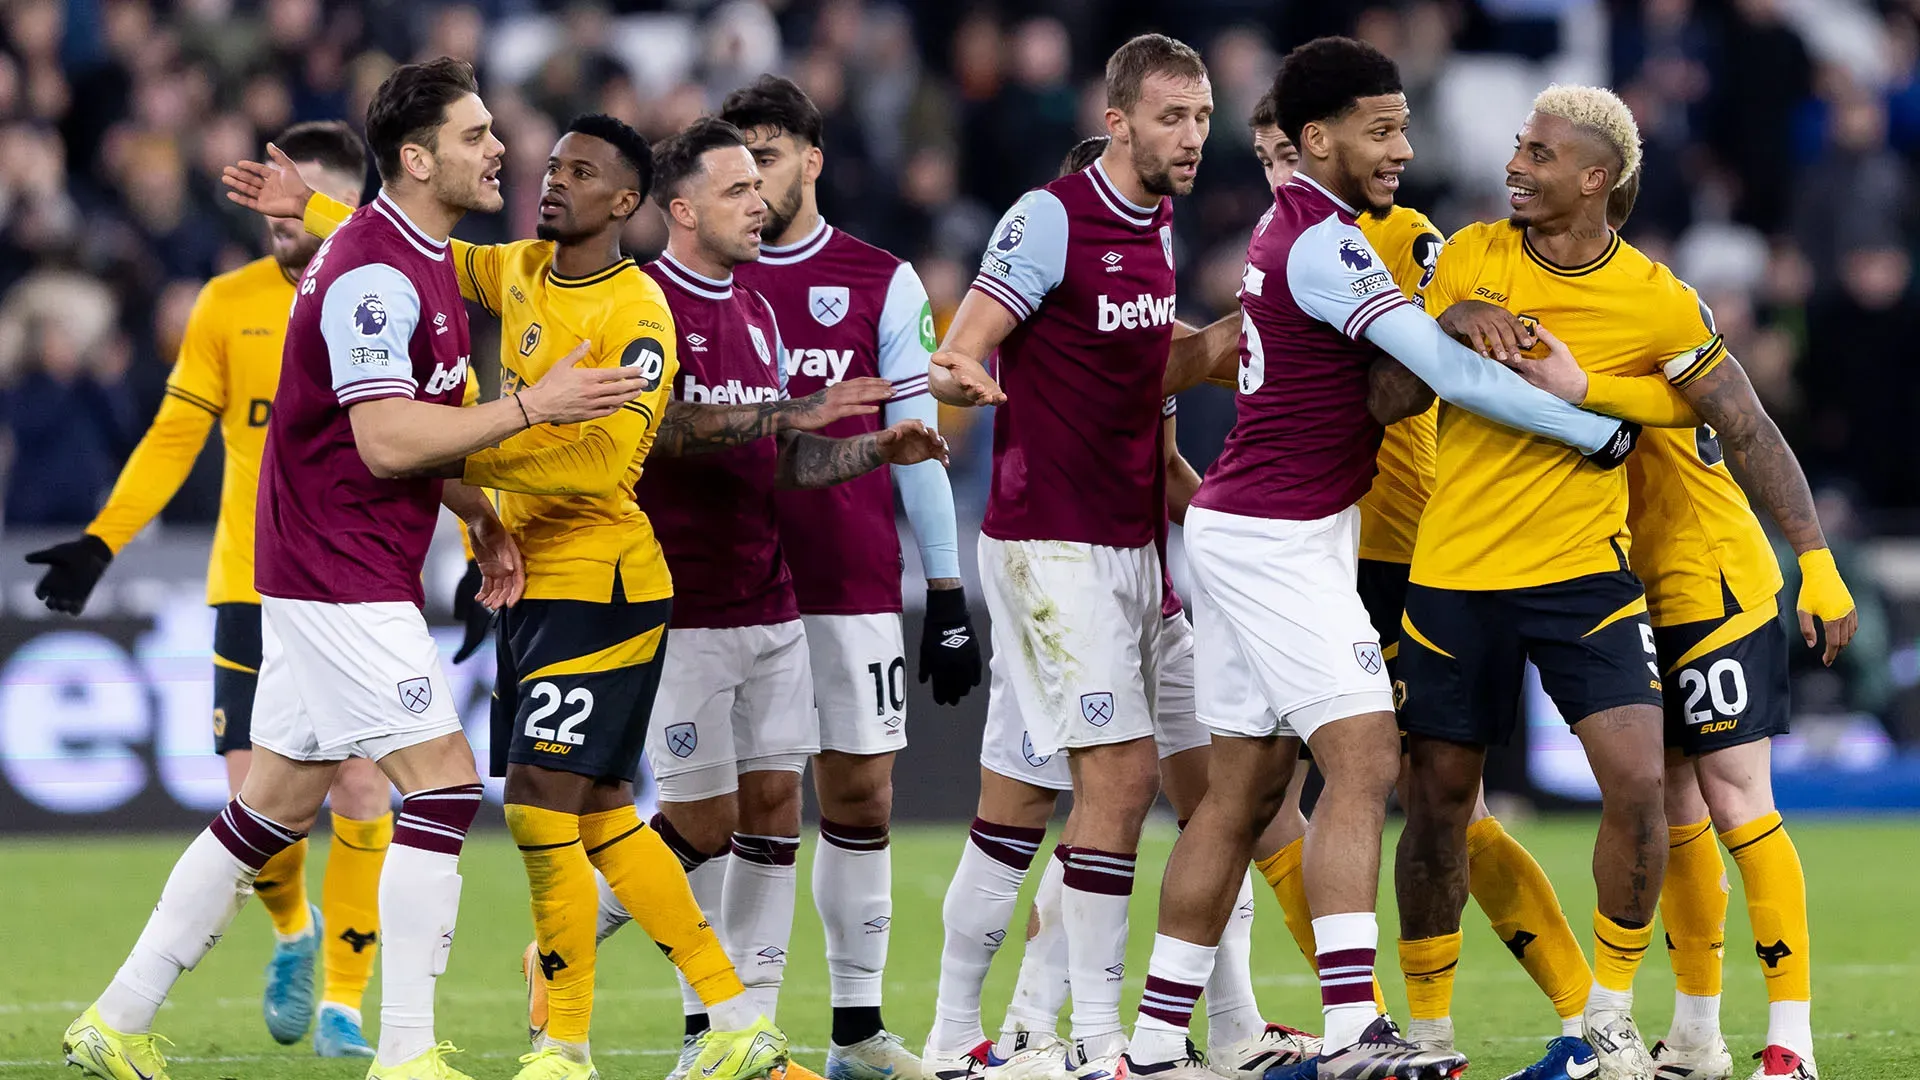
[400,141,434,184]
[668,194,698,232]
[804,145,824,184]
[613,188,641,222]
[1583,164,1610,198]
[1103,106,1129,143]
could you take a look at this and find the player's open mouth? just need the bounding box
[539,195,565,217]
[1508,182,1537,207]
[1375,168,1401,190]
[482,166,501,189]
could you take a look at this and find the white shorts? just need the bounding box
[978,536,1160,758]
[251,596,465,762]
[1186,505,1394,743]
[804,612,908,757]
[645,619,817,801]
[980,610,1211,792]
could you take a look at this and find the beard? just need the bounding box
[1329,144,1389,214]
[1131,141,1194,198]
[271,232,321,275]
[434,161,500,213]
[761,179,803,241]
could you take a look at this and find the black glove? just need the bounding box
[919,585,982,706]
[451,558,494,664]
[1584,420,1641,469]
[25,534,113,615]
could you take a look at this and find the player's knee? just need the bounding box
[976,769,1060,828]
[736,766,804,835]
[1600,761,1667,828]
[328,758,392,819]
[1069,739,1160,817]
[814,754,893,826]
[1693,745,1776,832]
[659,796,739,855]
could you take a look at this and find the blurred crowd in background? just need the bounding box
[2,0,1917,731]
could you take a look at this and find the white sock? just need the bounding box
[1133,934,1218,1064]
[1003,846,1071,1041]
[1314,911,1380,1052]
[814,819,892,1009]
[1669,990,1721,1044]
[376,843,463,1065]
[97,826,271,1032]
[929,820,1043,1054]
[1586,984,1633,1014]
[1768,999,1813,1062]
[1562,1014,1584,1037]
[709,991,758,1032]
[678,851,729,1019]
[377,783,481,1067]
[1205,871,1265,1047]
[595,868,631,943]
[724,834,799,1022]
[1063,846,1136,1047]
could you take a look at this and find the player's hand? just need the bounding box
[519,340,647,424]
[931,350,1006,406]
[1796,548,1858,666]
[24,534,113,615]
[450,558,493,664]
[1583,419,1640,469]
[223,143,315,220]
[465,513,525,610]
[786,377,892,432]
[876,419,950,467]
[919,583,982,705]
[1436,299,1536,362]
[1502,324,1591,404]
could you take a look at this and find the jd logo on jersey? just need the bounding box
[621,336,667,390]
[520,322,541,356]
[809,285,850,327]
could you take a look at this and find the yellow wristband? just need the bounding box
[1796,547,1854,620]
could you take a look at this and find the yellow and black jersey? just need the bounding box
[305,197,679,605]
[1413,222,1722,591]
[1355,204,1444,564]
[88,256,292,605]
[1629,424,1782,629]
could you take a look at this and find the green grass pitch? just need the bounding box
[3,817,1916,1078]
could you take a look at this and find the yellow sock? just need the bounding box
[1256,838,1386,1012]
[506,804,598,1046]
[1660,817,1727,998]
[254,837,311,938]
[1466,815,1593,1021]
[580,805,745,1008]
[1398,932,1462,1020]
[322,811,391,1010]
[1592,909,1654,994]
[1722,811,1810,1002]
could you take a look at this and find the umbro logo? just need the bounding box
[941,630,971,649]
[755,945,787,964]
[864,916,891,933]
[1102,251,1123,272]
[434,312,450,336]
[686,333,708,351]
[986,929,1006,945]
[1104,962,1125,980]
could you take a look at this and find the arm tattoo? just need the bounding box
[650,390,835,458]
[776,429,884,489]
[1683,356,1827,554]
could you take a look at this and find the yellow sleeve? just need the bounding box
[1582,374,1702,428]
[1422,227,1478,315]
[304,192,505,312]
[1652,277,1726,388]
[302,191,353,237]
[87,288,227,551]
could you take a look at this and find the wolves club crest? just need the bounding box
[809,286,850,327]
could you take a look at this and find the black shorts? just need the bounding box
[1358,558,1412,677]
[489,593,672,782]
[1398,570,1663,747]
[1655,604,1791,756]
[212,603,262,754]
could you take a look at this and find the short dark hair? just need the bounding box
[364,56,480,182]
[1249,88,1279,131]
[1271,37,1402,149]
[651,117,748,209]
[566,113,654,200]
[1606,164,1639,229]
[274,120,367,180]
[1060,135,1109,177]
[718,75,824,148]
[1105,34,1207,114]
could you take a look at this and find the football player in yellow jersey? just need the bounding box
[25,122,389,1060]
[1243,100,1602,1078]
[231,113,934,1080]
[1481,157,1852,1080]
[1397,85,1855,1080]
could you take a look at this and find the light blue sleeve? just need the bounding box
[886,389,960,582]
[319,263,421,406]
[969,189,1070,321]
[1283,215,1407,339]
[878,262,934,396]
[1363,303,1619,454]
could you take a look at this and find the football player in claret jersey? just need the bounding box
[228,113,846,1080]
[27,122,387,1059]
[60,59,648,1080]
[588,117,941,1080]
[1131,38,1637,1080]
[922,134,1303,1080]
[929,34,1232,1080]
[1455,93,1855,1080]
[715,75,980,1080]
[1237,92,1605,1080]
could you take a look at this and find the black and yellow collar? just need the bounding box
[1522,229,1619,277]
[549,256,636,289]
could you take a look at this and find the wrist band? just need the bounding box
[515,392,531,429]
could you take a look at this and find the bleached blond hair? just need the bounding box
[1530,84,1642,191]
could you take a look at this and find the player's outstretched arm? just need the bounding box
[649,377,894,458]
[442,479,524,610]
[1366,356,1437,425]
[1365,305,1633,462]
[1679,356,1857,664]
[1164,311,1241,396]
[929,291,1012,407]
[1467,301,1702,429]
[774,420,949,490]
[1163,410,1202,525]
